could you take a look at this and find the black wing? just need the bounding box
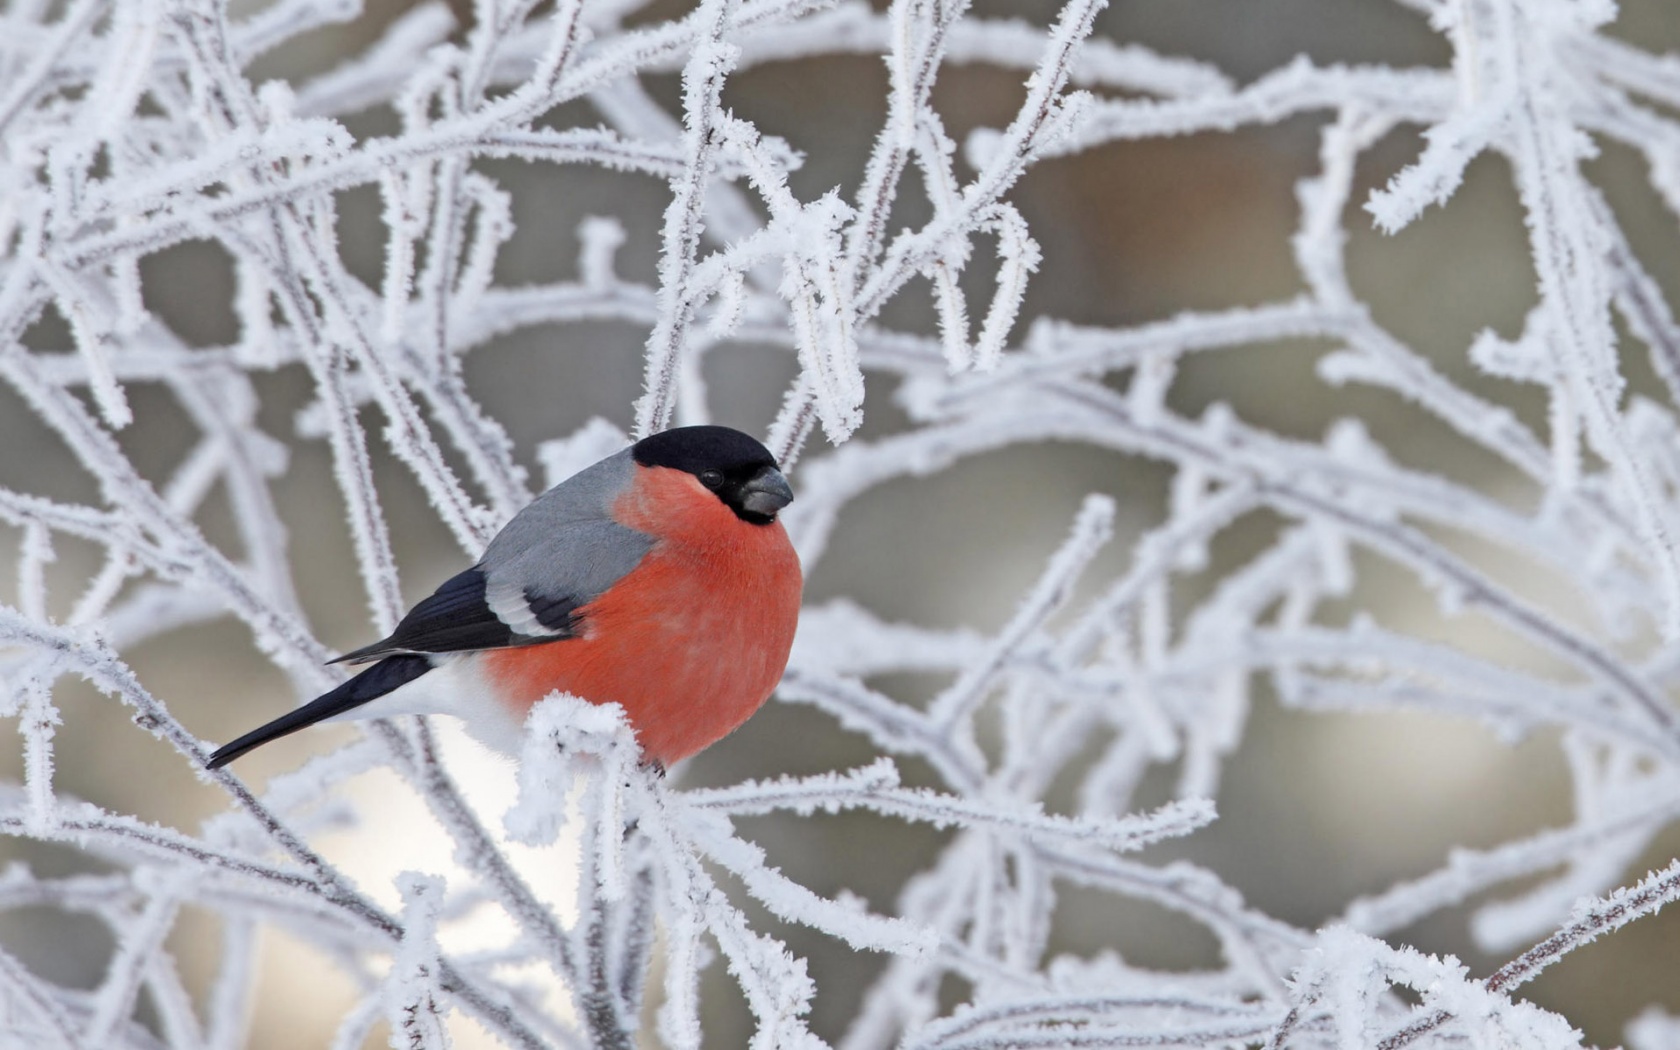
[330,567,582,665]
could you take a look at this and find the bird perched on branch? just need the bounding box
[208,425,802,771]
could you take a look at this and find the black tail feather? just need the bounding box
[206,655,433,769]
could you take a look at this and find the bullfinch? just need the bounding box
[207,425,802,771]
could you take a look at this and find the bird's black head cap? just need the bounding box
[632,425,793,524]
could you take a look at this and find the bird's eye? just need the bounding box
[699,469,724,489]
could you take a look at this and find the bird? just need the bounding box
[207,425,802,771]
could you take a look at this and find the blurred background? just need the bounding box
[3,0,1679,1045]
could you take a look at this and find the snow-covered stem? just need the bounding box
[1374,862,1680,1050]
[632,0,741,439]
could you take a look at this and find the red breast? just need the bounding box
[481,464,803,765]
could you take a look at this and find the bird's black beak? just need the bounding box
[740,466,794,517]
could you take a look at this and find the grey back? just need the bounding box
[478,449,655,625]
